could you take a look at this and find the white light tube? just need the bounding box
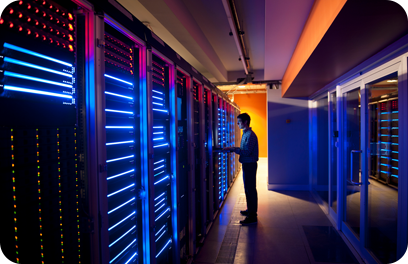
[106,155,134,163]
[3,85,72,99]
[105,91,133,100]
[108,211,135,231]
[104,74,133,86]
[4,57,73,77]
[107,183,135,197]
[4,43,72,66]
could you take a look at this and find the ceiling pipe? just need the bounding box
[221,0,250,75]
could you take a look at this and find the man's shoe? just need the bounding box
[240,210,249,216]
[240,217,257,225]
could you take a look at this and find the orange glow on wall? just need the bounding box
[231,93,267,157]
[282,0,347,97]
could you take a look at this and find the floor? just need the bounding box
[193,158,364,264]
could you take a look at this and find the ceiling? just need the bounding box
[115,0,408,97]
[117,0,314,84]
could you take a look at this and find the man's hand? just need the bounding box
[223,147,235,152]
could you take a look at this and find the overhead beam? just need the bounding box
[281,0,347,97]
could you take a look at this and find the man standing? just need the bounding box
[223,113,259,225]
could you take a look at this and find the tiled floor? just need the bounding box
[193,158,364,264]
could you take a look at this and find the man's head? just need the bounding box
[237,113,250,130]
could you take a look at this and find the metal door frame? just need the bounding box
[338,57,406,263]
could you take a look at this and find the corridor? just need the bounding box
[194,159,363,264]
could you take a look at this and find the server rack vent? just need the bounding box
[217,99,227,203]
[104,24,139,264]
[152,54,173,263]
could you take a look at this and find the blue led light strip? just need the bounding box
[392,111,398,113]
[108,198,136,214]
[155,230,167,242]
[106,140,134,146]
[155,203,166,213]
[155,208,170,221]
[107,169,135,180]
[104,74,133,86]
[109,226,136,247]
[109,239,137,263]
[106,155,134,163]
[154,165,165,171]
[153,137,164,141]
[105,109,134,115]
[155,225,166,236]
[153,102,164,106]
[154,176,169,185]
[156,239,172,258]
[4,57,73,77]
[107,183,135,197]
[4,43,72,66]
[108,211,136,231]
[392,167,399,170]
[380,170,390,174]
[154,171,165,177]
[154,198,166,207]
[153,132,164,135]
[105,91,133,100]
[154,159,165,164]
[153,143,169,148]
[391,174,398,178]
[153,96,164,100]
[125,253,138,264]
[3,85,72,99]
[392,159,399,162]
[4,71,73,88]
[153,108,168,113]
[155,192,166,201]
[153,90,163,95]
[153,126,164,129]
[106,126,134,129]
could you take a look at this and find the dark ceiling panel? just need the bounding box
[284,0,408,98]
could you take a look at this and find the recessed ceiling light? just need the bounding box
[387,80,397,83]
[238,85,245,88]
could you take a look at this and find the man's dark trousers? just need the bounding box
[242,162,258,217]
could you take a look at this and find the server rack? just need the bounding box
[1,1,241,263]
[146,50,177,264]
[369,93,399,188]
[175,67,191,263]
[96,20,145,264]
[203,87,213,232]
[0,0,88,263]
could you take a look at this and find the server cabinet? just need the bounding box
[146,51,177,264]
[0,0,89,263]
[203,87,213,231]
[191,80,206,247]
[175,68,191,263]
[211,93,220,212]
[217,98,228,204]
[93,17,145,264]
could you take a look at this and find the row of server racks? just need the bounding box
[0,0,241,264]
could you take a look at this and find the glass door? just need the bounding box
[340,66,402,264]
[342,86,362,239]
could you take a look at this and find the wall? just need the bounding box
[267,89,309,189]
[232,93,267,157]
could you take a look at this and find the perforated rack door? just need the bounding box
[0,1,84,263]
[102,24,141,264]
[150,54,174,263]
[175,69,190,260]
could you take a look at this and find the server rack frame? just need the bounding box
[203,86,214,235]
[175,65,192,262]
[147,48,179,264]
